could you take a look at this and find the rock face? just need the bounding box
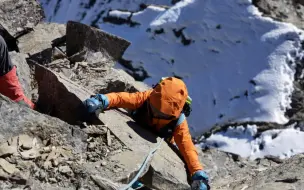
[9,51,32,98]
[0,94,139,189]
[34,63,91,124]
[88,67,150,94]
[253,0,304,29]
[0,0,44,46]
[18,23,66,56]
[32,60,190,189]
[197,147,304,190]
[98,110,190,189]
[66,21,130,60]
[229,154,304,189]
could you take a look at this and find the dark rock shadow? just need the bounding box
[126,121,157,143]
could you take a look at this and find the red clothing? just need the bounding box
[0,66,34,109]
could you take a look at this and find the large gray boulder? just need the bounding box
[0,0,44,38]
[17,23,66,56]
[9,51,32,98]
[229,154,304,189]
[253,0,304,29]
[0,94,133,189]
[66,21,130,62]
[33,63,90,124]
[0,94,87,189]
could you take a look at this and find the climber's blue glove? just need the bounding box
[191,170,210,190]
[83,94,109,114]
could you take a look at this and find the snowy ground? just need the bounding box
[39,0,304,159]
[200,123,304,159]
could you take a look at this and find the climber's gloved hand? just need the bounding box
[191,170,210,190]
[83,94,109,114]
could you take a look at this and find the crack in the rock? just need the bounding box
[275,177,299,183]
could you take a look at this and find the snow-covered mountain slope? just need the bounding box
[39,0,304,137]
[200,124,304,159]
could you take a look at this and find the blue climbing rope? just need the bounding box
[119,138,164,190]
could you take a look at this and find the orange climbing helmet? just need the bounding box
[149,77,192,119]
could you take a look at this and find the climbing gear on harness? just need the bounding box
[191,170,210,190]
[119,138,164,190]
[131,100,183,142]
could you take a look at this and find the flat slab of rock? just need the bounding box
[34,63,91,124]
[18,23,66,56]
[98,110,190,190]
[0,143,16,157]
[66,21,130,61]
[0,0,44,38]
[0,158,19,174]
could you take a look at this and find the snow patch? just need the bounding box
[109,10,132,19]
[201,125,304,159]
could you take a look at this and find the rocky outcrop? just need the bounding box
[0,94,137,189]
[196,147,304,190]
[0,0,44,38]
[88,67,150,94]
[31,60,190,189]
[34,63,90,124]
[17,23,66,56]
[229,154,304,189]
[253,0,304,29]
[0,0,44,51]
[98,110,190,189]
[9,52,32,98]
[66,21,130,61]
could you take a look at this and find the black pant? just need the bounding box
[0,35,13,77]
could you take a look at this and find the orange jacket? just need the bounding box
[105,90,203,175]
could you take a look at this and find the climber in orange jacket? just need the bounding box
[84,77,209,190]
[0,35,34,109]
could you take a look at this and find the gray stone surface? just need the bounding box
[89,67,150,94]
[45,57,150,98]
[33,63,91,124]
[196,147,304,190]
[32,61,189,189]
[66,21,130,60]
[253,0,304,30]
[229,154,304,190]
[17,22,66,56]
[0,94,126,189]
[0,94,86,152]
[0,0,44,38]
[9,51,32,99]
[98,110,190,190]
